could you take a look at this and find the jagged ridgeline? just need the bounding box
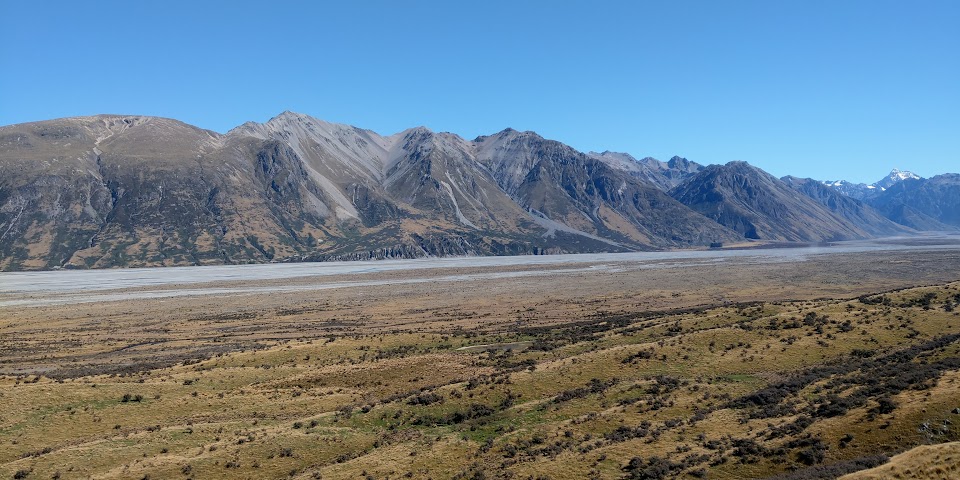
[0,112,955,270]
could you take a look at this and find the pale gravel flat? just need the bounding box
[1,234,958,307]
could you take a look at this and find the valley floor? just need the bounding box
[1,237,960,479]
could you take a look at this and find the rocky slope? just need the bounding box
[874,168,922,190]
[781,176,913,237]
[474,129,738,248]
[670,162,877,242]
[868,174,960,230]
[587,151,703,191]
[822,168,921,201]
[0,114,737,270]
[1,112,952,271]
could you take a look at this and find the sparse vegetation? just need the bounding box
[1,253,959,479]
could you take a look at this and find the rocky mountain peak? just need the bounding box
[724,160,752,169]
[671,161,878,241]
[875,168,921,189]
[586,152,703,191]
[667,156,700,173]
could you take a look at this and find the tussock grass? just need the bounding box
[2,269,959,478]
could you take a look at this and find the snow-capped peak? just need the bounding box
[888,168,920,181]
[874,168,922,190]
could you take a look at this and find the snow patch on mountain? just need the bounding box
[875,168,921,189]
[822,169,923,200]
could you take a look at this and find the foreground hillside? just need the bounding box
[2,279,958,479]
[841,441,960,479]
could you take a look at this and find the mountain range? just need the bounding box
[0,112,956,271]
[822,168,921,200]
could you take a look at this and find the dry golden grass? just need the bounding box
[1,249,960,478]
[840,441,960,480]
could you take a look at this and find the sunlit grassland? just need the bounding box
[1,283,959,479]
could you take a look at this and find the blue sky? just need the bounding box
[1,1,957,183]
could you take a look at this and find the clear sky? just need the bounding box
[1,0,957,183]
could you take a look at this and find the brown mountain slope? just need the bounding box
[670,161,878,242]
[587,151,703,191]
[1,113,742,270]
[781,176,913,237]
[474,129,740,247]
[869,174,960,229]
[0,115,352,269]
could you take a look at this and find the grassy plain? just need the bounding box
[1,246,960,479]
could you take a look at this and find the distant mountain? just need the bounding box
[587,152,702,191]
[0,114,737,270]
[0,112,950,271]
[670,162,879,242]
[868,174,960,230]
[0,116,267,270]
[821,168,921,200]
[818,169,960,231]
[473,130,738,248]
[874,168,922,190]
[871,204,954,232]
[780,176,912,237]
[818,180,877,201]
